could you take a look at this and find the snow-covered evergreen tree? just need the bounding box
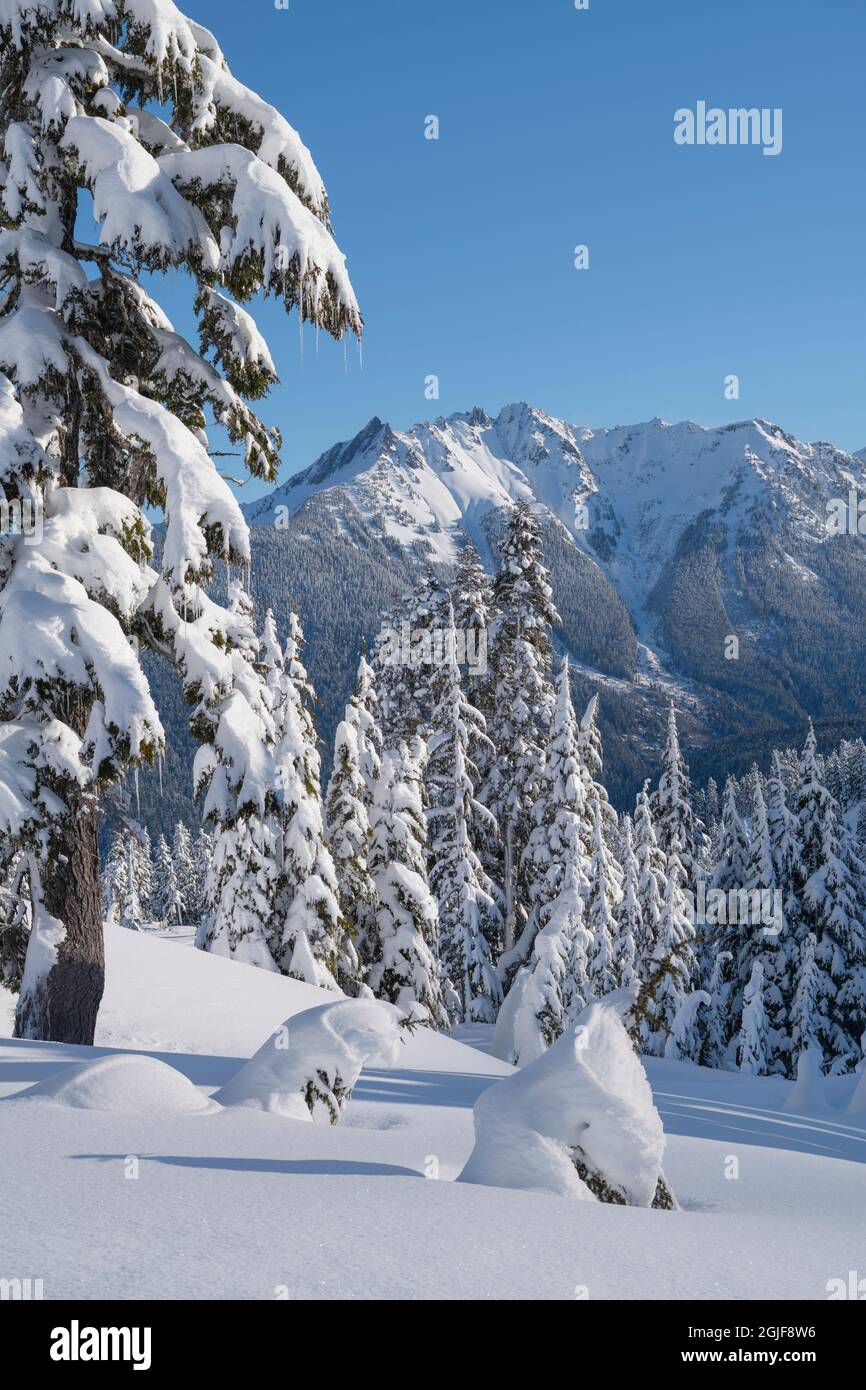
[325,671,379,984]
[426,603,502,1024]
[738,961,770,1076]
[652,704,707,894]
[586,801,619,999]
[367,742,447,1028]
[637,849,697,1056]
[171,822,196,923]
[633,782,666,985]
[702,950,734,1068]
[0,1,360,1042]
[789,932,821,1060]
[484,502,559,951]
[452,537,495,715]
[196,584,280,971]
[614,815,640,990]
[374,575,450,750]
[152,833,182,927]
[100,825,153,932]
[740,777,790,1075]
[712,777,750,896]
[191,828,213,925]
[665,990,710,1063]
[795,723,866,1071]
[495,659,591,1063]
[271,612,347,990]
[353,655,384,806]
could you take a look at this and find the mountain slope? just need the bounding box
[135,405,866,832]
[246,405,866,773]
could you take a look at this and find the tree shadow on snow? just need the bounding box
[655,1090,866,1163]
[71,1154,422,1179]
[352,1067,497,1109]
[0,1036,242,1089]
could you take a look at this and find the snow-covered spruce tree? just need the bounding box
[451,540,500,888]
[614,815,640,990]
[485,502,559,951]
[705,774,751,995]
[351,654,383,809]
[711,776,750,897]
[495,658,591,1064]
[664,989,710,1064]
[191,826,212,924]
[367,742,447,1028]
[795,722,866,1071]
[100,824,153,930]
[652,703,707,895]
[737,961,770,1076]
[586,800,620,999]
[635,849,697,1056]
[452,536,495,714]
[789,931,821,1059]
[632,782,666,985]
[152,832,182,926]
[271,611,349,989]
[702,949,734,1068]
[0,1,360,1042]
[739,777,790,1075]
[426,602,502,1024]
[578,694,620,854]
[171,821,196,922]
[767,750,802,944]
[373,575,450,750]
[325,671,379,983]
[196,585,280,970]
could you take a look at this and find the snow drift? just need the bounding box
[214,997,406,1123]
[459,994,668,1207]
[8,1053,215,1114]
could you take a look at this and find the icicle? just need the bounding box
[158,753,164,799]
[298,273,305,363]
[133,766,141,820]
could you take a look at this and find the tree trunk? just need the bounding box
[14,799,104,1046]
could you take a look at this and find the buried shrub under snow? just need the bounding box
[460,992,674,1208]
[9,1053,216,1115]
[214,997,406,1122]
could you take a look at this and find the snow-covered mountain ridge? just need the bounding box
[246,403,866,610]
[138,405,866,838]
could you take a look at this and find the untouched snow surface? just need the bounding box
[2,925,866,1300]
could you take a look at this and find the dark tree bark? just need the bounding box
[14,797,104,1046]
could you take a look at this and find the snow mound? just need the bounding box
[214,998,405,1123]
[10,1053,215,1114]
[783,1047,835,1114]
[459,994,666,1206]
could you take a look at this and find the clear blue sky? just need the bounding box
[168,0,866,500]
